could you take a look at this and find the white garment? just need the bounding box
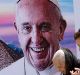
[0,57,61,75]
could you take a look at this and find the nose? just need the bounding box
[31,26,43,46]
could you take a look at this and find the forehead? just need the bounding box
[16,1,60,23]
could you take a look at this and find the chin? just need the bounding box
[25,46,53,71]
[33,59,52,71]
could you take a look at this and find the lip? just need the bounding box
[29,46,48,52]
[28,45,49,59]
[28,41,49,52]
[25,39,51,70]
[27,44,51,70]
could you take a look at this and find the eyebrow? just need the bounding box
[21,21,51,27]
[17,0,21,3]
[40,22,51,25]
[22,22,29,26]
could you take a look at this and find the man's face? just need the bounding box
[16,1,64,71]
[76,37,80,47]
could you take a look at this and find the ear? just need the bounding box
[59,19,67,41]
[14,22,19,33]
[14,22,17,30]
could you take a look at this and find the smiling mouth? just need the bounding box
[27,43,51,70]
[29,47,47,52]
[28,45,49,60]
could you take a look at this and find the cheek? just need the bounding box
[43,32,59,45]
[18,34,30,50]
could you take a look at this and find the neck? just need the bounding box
[24,57,59,75]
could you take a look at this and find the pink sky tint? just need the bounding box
[0,14,15,24]
[0,3,15,24]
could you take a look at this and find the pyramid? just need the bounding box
[0,40,22,70]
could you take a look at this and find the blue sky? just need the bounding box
[0,0,15,3]
[59,0,73,12]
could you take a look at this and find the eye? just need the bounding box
[22,25,32,34]
[40,22,52,32]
